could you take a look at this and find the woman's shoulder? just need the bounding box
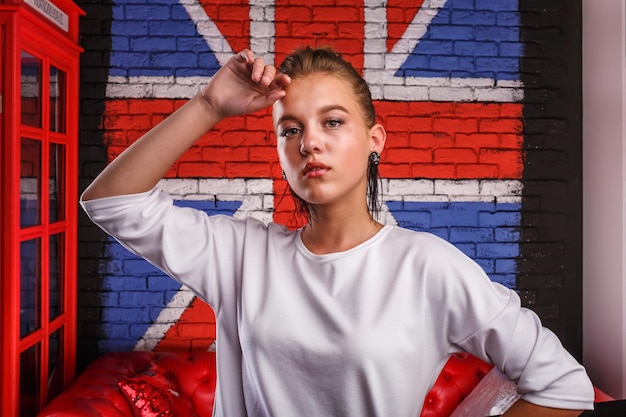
[384,225,460,252]
[382,225,482,274]
[234,216,298,240]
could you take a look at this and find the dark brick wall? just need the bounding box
[76,0,113,372]
[518,0,583,359]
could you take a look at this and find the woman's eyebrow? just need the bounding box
[275,105,351,127]
[318,104,350,115]
[275,114,298,127]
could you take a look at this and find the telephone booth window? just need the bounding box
[20,137,41,227]
[50,143,65,223]
[50,66,66,133]
[49,232,64,319]
[21,51,41,128]
[19,344,40,417]
[1,2,83,416]
[48,328,63,399]
[20,238,41,338]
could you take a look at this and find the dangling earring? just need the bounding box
[369,151,380,166]
[367,151,381,219]
[282,170,287,180]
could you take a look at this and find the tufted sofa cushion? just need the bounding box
[420,352,494,417]
[38,351,217,417]
[39,350,492,417]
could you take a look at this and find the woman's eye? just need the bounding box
[326,119,343,128]
[280,127,301,138]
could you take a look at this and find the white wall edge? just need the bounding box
[582,0,626,399]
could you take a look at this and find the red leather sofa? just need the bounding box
[38,351,612,417]
[38,351,217,417]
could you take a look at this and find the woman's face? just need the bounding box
[273,73,385,212]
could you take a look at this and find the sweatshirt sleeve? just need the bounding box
[426,235,595,411]
[457,288,594,410]
[80,187,247,308]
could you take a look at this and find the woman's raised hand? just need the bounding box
[201,50,291,120]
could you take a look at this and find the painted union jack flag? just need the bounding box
[101,0,524,352]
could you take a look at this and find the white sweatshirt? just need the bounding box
[81,187,594,417]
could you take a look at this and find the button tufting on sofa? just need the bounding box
[37,350,613,417]
[38,351,217,417]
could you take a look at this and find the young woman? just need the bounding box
[81,48,594,416]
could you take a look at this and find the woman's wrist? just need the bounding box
[194,90,224,127]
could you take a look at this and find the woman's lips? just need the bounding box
[303,162,329,178]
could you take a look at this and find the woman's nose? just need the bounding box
[300,129,322,154]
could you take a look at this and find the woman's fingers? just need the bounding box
[236,49,254,64]
[202,50,290,117]
[251,60,280,88]
[249,57,264,83]
[234,50,288,91]
[259,65,277,86]
[272,73,291,89]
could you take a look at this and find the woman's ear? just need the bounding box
[370,123,387,154]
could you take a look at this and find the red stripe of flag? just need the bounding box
[104,100,523,181]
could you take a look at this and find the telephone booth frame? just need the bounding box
[0,1,83,415]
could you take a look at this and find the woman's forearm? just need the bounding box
[83,50,289,202]
[82,94,220,201]
[502,399,582,417]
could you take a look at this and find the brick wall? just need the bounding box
[518,0,583,354]
[76,0,583,370]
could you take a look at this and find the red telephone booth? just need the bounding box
[0,1,83,416]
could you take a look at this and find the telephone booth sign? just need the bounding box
[0,0,83,416]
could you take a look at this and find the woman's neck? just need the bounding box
[300,207,383,255]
